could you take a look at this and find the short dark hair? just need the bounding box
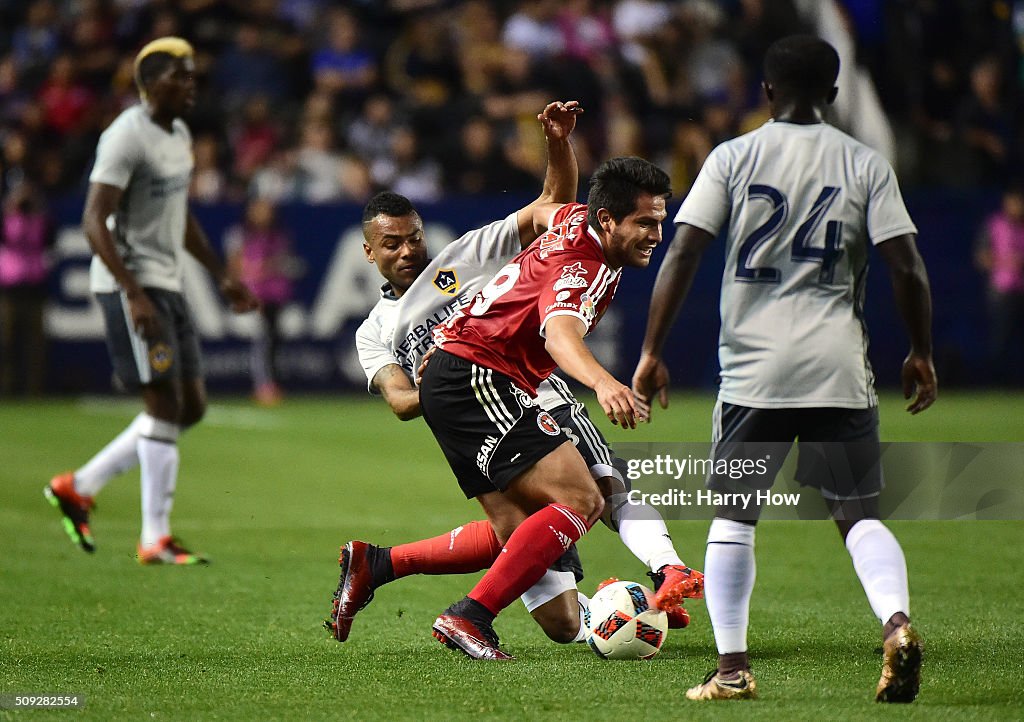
[362,191,417,225]
[764,35,840,100]
[587,157,672,231]
[136,52,178,90]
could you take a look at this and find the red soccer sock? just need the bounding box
[390,520,502,578]
[468,503,591,616]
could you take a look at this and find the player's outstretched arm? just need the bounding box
[545,315,649,429]
[82,182,162,340]
[516,100,583,248]
[633,223,714,414]
[371,364,421,421]
[184,211,260,314]
[877,234,937,414]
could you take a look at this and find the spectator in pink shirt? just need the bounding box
[226,197,300,405]
[975,185,1024,384]
[0,183,53,396]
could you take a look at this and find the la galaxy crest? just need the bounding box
[149,342,173,373]
[433,268,459,296]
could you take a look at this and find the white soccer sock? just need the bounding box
[573,592,591,643]
[845,519,910,624]
[74,413,146,496]
[705,517,756,654]
[137,415,180,546]
[609,493,685,572]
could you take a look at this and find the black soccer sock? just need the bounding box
[448,596,496,625]
[718,652,750,676]
[368,545,396,588]
[883,612,910,641]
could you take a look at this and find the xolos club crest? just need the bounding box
[432,268,459,296]
[537,411,561,436]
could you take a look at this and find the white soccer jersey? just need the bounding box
[88,104,193,293]
[676,120,918,409]
[355,211,567,410]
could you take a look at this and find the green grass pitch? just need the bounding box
[2,391,1022,720]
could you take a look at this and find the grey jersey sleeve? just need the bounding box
[455,212,521,264]
[865,155,918,244]
[674,144,732,235]
[355,317,402,395]
[89,119,142,189]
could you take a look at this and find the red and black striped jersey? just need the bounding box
[432,203,621,395]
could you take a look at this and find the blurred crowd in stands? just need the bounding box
[1,0,1023,393]
[0,0,1021,208]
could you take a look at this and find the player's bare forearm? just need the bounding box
[640,224,713,357]
[372,364,422,421]
[82,182,143,296]
[877,234,937,413]
[538,104,580,201]
[545,315,646,428]
[877,235,933,357]
[517,100,582,247]
[545,316,609,389]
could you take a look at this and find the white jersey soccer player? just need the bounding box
[356,211,607,463]
[634,35,933,702]
[678,119,918,409]
[88,104,193,295]
[45,37,258,565]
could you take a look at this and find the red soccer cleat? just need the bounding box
[325,541,377,642]
[137,535,208,565]
[665,604,691,629]
[650,564,705,611]
[597,575,690,628]
[432,610,513,661]
[44,472,95,553]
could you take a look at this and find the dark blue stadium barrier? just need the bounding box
[41,190,997,394]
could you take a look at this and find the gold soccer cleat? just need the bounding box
[875,624,923,703]
[686,669,758,701]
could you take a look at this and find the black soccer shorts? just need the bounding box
[708,400,883,502]
[419,349,571,499]
[95,287,203,390]
[544,373,629,486]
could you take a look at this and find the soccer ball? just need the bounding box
[586,581,668,660]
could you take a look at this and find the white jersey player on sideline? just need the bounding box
[634,36,935,702]
[45,37,259,564]
[325,101,703,647]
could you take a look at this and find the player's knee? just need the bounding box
[570,487,604,525]
[531,600,582,644]
[594,473,626,500]
[179,400,206,428]
[538,616,581,644]
[144,397,181,425]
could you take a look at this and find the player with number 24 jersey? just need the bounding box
[678,121,917,408]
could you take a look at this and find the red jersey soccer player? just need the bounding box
[420,157,673,659]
